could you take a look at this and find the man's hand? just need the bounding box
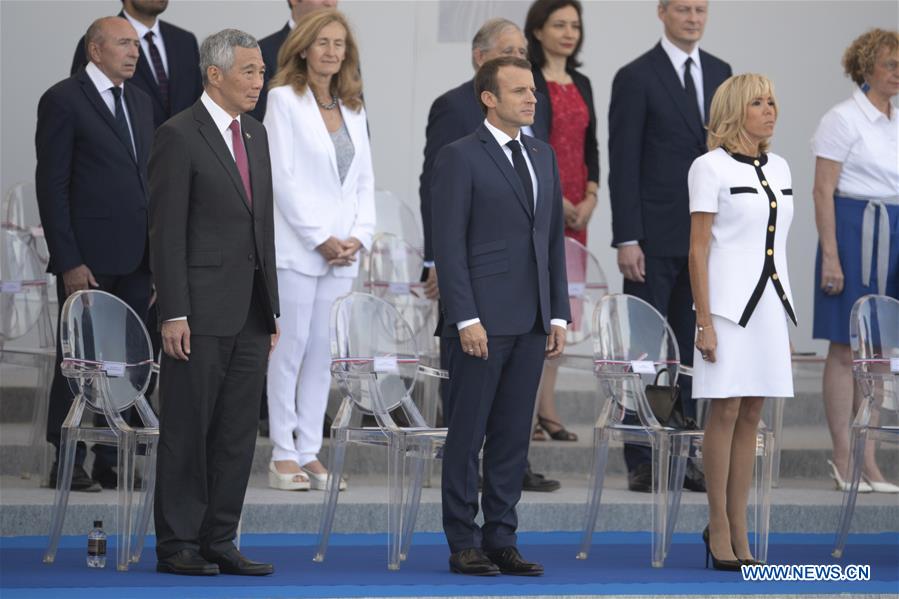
[161,319,191,361]
[423,266,439,300]
[545,324,566,359]
[270,321,280,357]
[316,236,345,262]
[62,264,99,297]
[617,244,646,283]
[459,323,488,360]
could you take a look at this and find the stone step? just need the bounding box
[1,474,894,537]
[5,421,896,483]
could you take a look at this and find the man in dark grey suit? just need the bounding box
[432,56,569,576]
[149,29,279,577]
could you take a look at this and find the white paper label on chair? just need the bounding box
[388,282,410,295]
[891,358,899,373]
[103,361,126,377]
[373,356,399,373]
[630,360,656,375]
[568,282,585,298]
[1,281,22,293]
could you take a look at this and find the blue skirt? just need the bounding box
[813,196,899,344]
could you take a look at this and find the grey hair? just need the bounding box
[199,28,259,85]
[471,18,521,70]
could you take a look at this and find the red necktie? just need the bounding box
[229,119,252,207]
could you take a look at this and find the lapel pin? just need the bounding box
[245,131,252,139]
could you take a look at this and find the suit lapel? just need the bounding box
[649,43,704,144]
[119,11,165,111]
[243,121,266,214]
[699,50,717,125]
[304,92,340,181]
[78,71,137,164]
[193,102,253,214]
[524,136,548,222]
[477,125,532,220]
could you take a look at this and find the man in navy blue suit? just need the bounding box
[250,0,337,122]
[608,0,731,493]
[419,19,558,494]
[432,56,570,576]
[70,0,203,129]
[36,16,155,492]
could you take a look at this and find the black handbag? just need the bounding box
[644,369,699,430]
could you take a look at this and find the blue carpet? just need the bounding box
[0,532,896,597]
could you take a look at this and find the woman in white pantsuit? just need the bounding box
[688,74,796,569]
[264,9,375,490]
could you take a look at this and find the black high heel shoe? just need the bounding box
[702,526,742,571]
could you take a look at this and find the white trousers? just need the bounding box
[267,268,353,464]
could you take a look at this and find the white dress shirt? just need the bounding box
[812,87,899,198]
[167,92,243,322]
[85,61,135,156]
[660,34,705,122]
[123,9,168,80]
[458,120,566,332]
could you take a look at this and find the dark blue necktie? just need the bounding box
[507,140,534,216]
[110,86,135,159]
[684,57,703,126]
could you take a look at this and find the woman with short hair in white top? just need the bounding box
[811,28,899,495]
[689,74,796,570]
[263,9,375,490]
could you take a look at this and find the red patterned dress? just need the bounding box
[546,80,590,246]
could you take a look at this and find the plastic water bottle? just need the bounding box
[87,520,107,568]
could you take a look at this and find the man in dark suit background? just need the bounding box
[432,56,570,576]
[71,0,202,129]
[250,0,337,122]
[149,29,279,576]
[35,16,154,492]
[419,19,558,494]
[608,0,731,492]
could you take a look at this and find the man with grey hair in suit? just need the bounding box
[150,28,279,577]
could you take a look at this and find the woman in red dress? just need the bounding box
[526,0,599,441]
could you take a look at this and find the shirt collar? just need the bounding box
[122,9,160,41]
[483,118,521,149]
[661,34,701,71]
[201,91,241,133]
[288,17,297,30]
[852,86,894,123]
[85,61,121,96]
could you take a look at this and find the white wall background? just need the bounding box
[2,0,897,353]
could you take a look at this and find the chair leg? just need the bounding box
[577,428,609,559]
[313,439,347,563]
[651,433,672,568]
[400,450,426,561]
[770,398,784,488]
[387,435,406,570]
[43,429,78,564]
[131,438,157,563]
[665,436,690,557]
[833,428,866,558]
[25,355,53,481]
[754,430,774,564]
[115,434,136,571]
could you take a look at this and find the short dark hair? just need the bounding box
[524,0,584,70]
[474,56,532,114]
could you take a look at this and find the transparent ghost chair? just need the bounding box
[3,182,49,266]
[353,190,424,294]
[0,228,55,480]
[367,233,440,426]
[43,290,159,571]
[578,294,775,567]
[832,294,899,558]
[556,237,609,370]
[314,292,447,570]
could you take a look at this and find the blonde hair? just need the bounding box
[842,28,899,86]
[707,73,778,154]
[270,9,363,111]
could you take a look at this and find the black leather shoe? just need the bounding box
[627,463,653,493]
[205,549,273,576]
[91,466,143,490]
[449,548,500,576]
[486,546,544,576]
[683,460,707,492]
[523,467,561,492]
[156,549,220,575]
[50,463,100,492]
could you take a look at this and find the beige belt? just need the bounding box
[837,191,899,296]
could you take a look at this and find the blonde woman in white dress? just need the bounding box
[688,74,796,570]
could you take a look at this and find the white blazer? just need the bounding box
[264,85,376,278]
[688,148,797,327]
